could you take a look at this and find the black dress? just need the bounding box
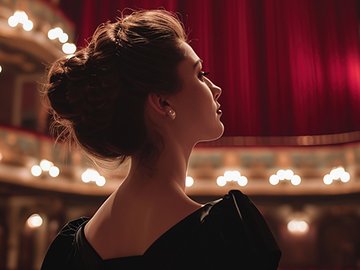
[41,190,281,269]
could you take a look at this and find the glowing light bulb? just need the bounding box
[48,28,57,40]
[40,159,53,171]
[330,167,344,179]
[81,168,99,183]
[31,165,42,177]
[14,11,28,24]
[185,176,194,187]
[8,16,18,27]
[290,175,301,186]
[284,169,294,179]
[59,32,69,43]
[216,176,226,187]
[269,174,279,185]
[62,43,76,54]
[23,20,33,31]
[49,166,60,177]
[287,219,309,234]
[95,176,106,187]
[340,171,350,183]
[238,176,248,186]
[27,214,43,228]
[277,169,286,180]
[323,174,332,185]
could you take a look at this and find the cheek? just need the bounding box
[176,81,214,115]
[186,89,209,109]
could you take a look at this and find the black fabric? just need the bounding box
[41,190,281,269]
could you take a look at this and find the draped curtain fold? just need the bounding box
[59,0,360,137]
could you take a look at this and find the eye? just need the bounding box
[198,71,210,81]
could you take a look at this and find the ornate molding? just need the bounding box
[0,126,359,197]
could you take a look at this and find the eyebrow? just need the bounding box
[193,59,203,69]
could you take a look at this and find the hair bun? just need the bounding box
[44,9,187,164]
[47,51,93,122]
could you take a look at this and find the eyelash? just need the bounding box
[198,71,210,80]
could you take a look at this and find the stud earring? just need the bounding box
[167,109,176,120]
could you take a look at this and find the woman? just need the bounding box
[41,9,281,269]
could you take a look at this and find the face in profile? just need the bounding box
[168,42,224,144]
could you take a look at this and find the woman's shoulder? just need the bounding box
[201,189,266,225]
[41,217,91,270]
[188,189,281,269]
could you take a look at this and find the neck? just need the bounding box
[122,140,194,195]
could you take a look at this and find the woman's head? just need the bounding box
[45,9,187,163]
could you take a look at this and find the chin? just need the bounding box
[214,124,225,140]
[200,123,225,142]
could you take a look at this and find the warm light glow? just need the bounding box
[81,168,105,186]
[216,176,226,187]
[217,170,248,187]
[81,168,98,183]
[290,175,301,186]
[238,176,248,187]
[269,174,280,185]
[340,172,350,183]
[185,176,194,187]
[31,165,42,177]
[48,27,63,40]
[0,65,2,73]
[62,43,76,54]
[330,167,344,179]
[287,219,309,234]
[40,159,53,171]
[95,176,106,187]
[8,11,33,31]
[271,169,300,186]
[23,20,33,31]
[8,16,18,27]
[277,169,286,180]
[324,166,350,184]
[14,11,28,24]
[224,170,248,187]
[323,174,333,185]
[285,169,294,179]
[26,214,43,228]
[49,166,60,177]
[276,169,295,181]
[48,28,57,40]
[0,152,3,161]
[224,170,241,180]
[59,32,69,43]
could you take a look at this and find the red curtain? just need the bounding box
[58,0,360,137]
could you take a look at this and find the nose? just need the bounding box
[212,84,222,100]
[206,77,222,100]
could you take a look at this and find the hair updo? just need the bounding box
[44,9,187,164]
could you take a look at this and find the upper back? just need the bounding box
[83,190,203,259]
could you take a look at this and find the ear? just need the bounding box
[147,93,169,116]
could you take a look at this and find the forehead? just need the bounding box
[177,42,201,75]
[180,42,199,62]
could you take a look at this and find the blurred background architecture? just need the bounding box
[0,0,360,269]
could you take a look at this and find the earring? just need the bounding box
[167,109,176,120]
